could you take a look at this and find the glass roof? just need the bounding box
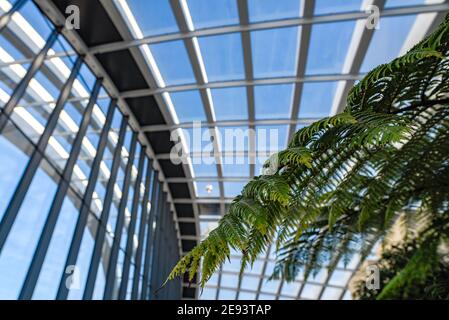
[2,0,441,300]
[109,0,447,300]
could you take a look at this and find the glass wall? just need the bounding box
[0,0,180,300]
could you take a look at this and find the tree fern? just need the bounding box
[166,15,449,298]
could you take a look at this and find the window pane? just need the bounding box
[192,161,217,177]
[199,33,245,82]
[299,82,338,118]
[187,0,239,29]
[222,156,250,177]
[385,0,442,8]
[0,160,59,299]
[252,27,299,78]
[170,90,206,123]
[361,15,417,73]
[149,41,196,85]
[212,87,247,121]
[218,126,250,151]
[314,0,362,15]
[255,84,293,119]
[126,0,179,36]
[0,121,32,221]
[223,181,247,197]
[255,125,288,152]
[306,21,355,75]
[248,0,302,23]
[33,192,82,299]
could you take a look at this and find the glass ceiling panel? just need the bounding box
[301,284,322,299]
[321,287,343,300]
[261,277,281,294]
[221,273,240,289]
[192,160,218,177]
[299,82,338,118]
[385,0,443,8]
[255,84,294,119]
[219,289,236,300]
[125,0,179,36]
[187,0,239,29]
[149,40,196,86]
[281,281,302,297]
[218,126,250,151]
[211,87,248,121]
[223,181,248,197]
[251,27,299,79]
[182,127,215,153]
[200,287,216,300]
[255,125,288,152]
[238,291,257,300]
[221,156,250,177]
[306,21,355,75]
[198,33,245,82]
[16,1,53,47]
[248,0,302,23]
[240,275,261,291]
[314,0,362,15]
[360,15,418,73]
[222,258,242,273]
[170,90,207,123]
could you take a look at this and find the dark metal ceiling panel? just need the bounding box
[178,222,196,236]
[125,96,165,126]
[174,204,195,218]
[181,240,196,252]
[145,131,174,154]
[168,183,190,199]
[159,159,185,178]
[96,50,149,92]
[53,0,122,46]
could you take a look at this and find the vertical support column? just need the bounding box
[19,78,103,299]
[0,28,59,133]
[102,139,140,300]
[114,147,145,300]
[140,172,160,300]
[82,118,131,300]
[118,147,146,300]
[56,99,116,300]
[150,191,167,300]
[131,159,153,300]
[0,0,27,32]
[0,56,83,255]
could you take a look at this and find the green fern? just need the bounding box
[166,14,449,298]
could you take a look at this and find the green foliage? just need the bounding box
[166,15,449,297]
[352,237,449,300]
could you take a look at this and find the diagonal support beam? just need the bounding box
[19,78,103,300]
[56,98,117,300]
